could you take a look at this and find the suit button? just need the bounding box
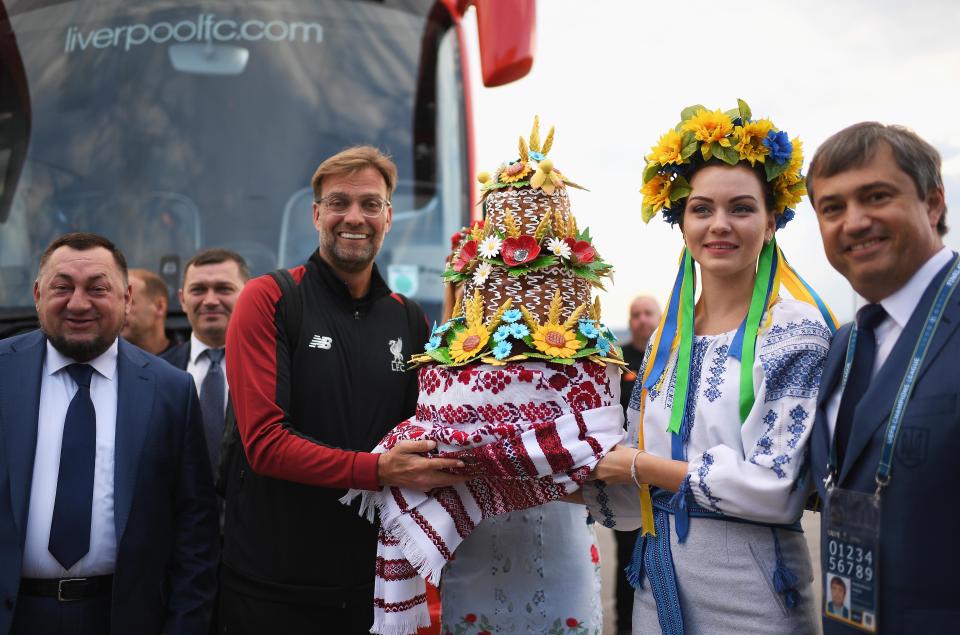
[4,598,13,610]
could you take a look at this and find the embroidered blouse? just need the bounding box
[586,298,832,527]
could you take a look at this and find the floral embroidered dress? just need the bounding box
[584,298,831,634]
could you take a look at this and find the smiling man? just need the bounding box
[808,123,959,634]
[220,146,463,633]
[0,233,218,634]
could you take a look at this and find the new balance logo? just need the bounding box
[308,335,332,350]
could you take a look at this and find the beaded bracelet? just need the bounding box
[630,449,646,489]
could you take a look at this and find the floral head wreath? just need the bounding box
[640,99,806,229]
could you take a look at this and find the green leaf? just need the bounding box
[669,174,692,201]
[506,254,558,277]
[426,347,453,364]
[680,104,705,121]
[737,98,752,122]
[441,269,468,283]
[571,346,599,358]
[680,142,699,160]
[587,260,612,272]
[642,162,660,184]
[641,203,656,223]
[723,108,740,121]
[765,158,790,181]
[681,131,696,146]
[569,266,602,283]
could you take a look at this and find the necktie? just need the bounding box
[834,304,888,466]
[199,348,226,472]
[48,363,96,570]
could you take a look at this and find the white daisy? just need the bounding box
[478,235,503,259]
[547,237,571,259]
[473,262,493,285]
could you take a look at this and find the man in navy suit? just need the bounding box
[809,123,957,634]
[162,248,248,483]
[0,233,219,634]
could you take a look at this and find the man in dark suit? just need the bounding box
[0,232,219,634]
[809,123,957,634]
[162,248,248,481]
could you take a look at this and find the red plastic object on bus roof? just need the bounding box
[449,0,536,87]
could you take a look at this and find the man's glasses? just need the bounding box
[315,195,391,218]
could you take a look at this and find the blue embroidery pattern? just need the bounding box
[759,319,830,403]
[593,481,616,528]
[750,410,778,462]
[704,344,728,403]
[628,373,645,411]
[771,454,791,479]
[696,451,722,511]
[787,405,808,449]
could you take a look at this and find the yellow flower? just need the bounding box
[530,158,564,195]
[682,108,734,159]
[531,323,583,358]
[786,137,804,175]
[648,129,684,166]
[447,325,490,363]
[775,173,807,211]
[734,119,774,165]
[640,172,672,221]
[499,161,533,184]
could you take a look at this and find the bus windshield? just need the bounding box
[0,0,467,320]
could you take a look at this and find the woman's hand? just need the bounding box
[589,445,639,485]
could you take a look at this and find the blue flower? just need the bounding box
[493,340,513,360]
[502,309,523,323]
[578,320,600,338]
[529,150,546,162]
[509,323,530,339]
[596,337,611,355]
[776,208,795,229]
[763,130,793,165]
[431,321,451,336]
[425,335,442,352]
[493,325,512,342]
[662,206,681,226]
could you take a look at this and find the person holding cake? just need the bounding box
[343,119,624,635]
[580,100,838,633]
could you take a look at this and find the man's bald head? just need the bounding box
[628,295,661,349]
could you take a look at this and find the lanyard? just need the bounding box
[826,254,960,494]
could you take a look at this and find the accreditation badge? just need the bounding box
[823,487,880,632]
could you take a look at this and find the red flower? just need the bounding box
[548,374,569,391]
[590,544,600,564]
[454,240,478,272]
[566,382,601,413]
[449,230,464,251]
[501,236,541,266]
[564,238,596,265]
[465,614,477,623]
[566,617,580,627]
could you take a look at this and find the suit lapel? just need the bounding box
[0,331,45,537]
[114,340,155,544]
[840,258,957,483]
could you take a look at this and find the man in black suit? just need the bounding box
[809,123,958,633]
[162,249,248,480]
[0,232,218,634]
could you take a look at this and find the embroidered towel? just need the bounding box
[342,361,623,635]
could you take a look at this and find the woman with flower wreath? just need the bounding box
[578,100,838,634]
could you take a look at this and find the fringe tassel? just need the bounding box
[625,532,648,590]
[370,607,433,635]
[771,528,800,609]
[668,477,691,544]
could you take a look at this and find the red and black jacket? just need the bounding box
[222,251,428,597]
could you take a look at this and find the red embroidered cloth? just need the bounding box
[343,361,623,635]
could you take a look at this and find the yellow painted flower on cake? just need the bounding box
[530,323,583,358]
[448,325,490,363]
[499,161,532,184]
[649,130,684,166]
[734,119,774,165]
[682,109,734,159]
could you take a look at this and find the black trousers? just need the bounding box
[218,566,373,635]
[10,593,111,635]
[614,527,640,634]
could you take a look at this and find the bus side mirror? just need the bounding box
[473,0,535,87]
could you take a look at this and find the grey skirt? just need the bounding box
[632,516,819,634]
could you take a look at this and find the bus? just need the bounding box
[0,0,536,335]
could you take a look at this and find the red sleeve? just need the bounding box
[225,271,381,491]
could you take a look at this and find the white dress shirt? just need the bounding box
[826,246,954,435]
[185,333,229,412]
[22,340,119,578]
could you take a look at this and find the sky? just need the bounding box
[461,0,960,331]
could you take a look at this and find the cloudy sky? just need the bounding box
[462,0,960,330]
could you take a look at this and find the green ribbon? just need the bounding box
[667,250,695,435]
[738,240,777,422]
